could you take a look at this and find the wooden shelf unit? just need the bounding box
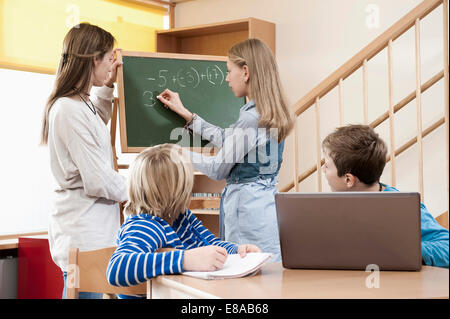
[189,172,224,236]
[153,18,276,236]
[156,17,276,56]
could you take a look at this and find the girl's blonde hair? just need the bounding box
[228,38,294,142]
[40,23,115,145]
[124,144,194,225]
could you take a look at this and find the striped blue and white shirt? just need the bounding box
[106,209,238,287]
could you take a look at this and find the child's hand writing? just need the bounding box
[237,244,262,258]
[157,89,193,122]
[182,246,228,272]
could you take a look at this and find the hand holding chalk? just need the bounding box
[157,89,193,122]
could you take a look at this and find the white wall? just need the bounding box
[175,0,448,217]
[0,69,55,234]
[0,68,133,235]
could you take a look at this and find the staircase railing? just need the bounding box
[281,0,449,214]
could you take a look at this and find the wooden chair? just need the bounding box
[66,246,148,299]
[436,211,449,230]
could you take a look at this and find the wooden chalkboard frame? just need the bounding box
[116,50,231,153]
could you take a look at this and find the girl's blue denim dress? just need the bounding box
[185,100,284,261]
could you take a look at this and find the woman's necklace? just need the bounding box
[76,90,97,115]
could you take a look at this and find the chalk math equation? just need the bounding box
[142,65,226,108]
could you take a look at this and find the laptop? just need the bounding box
[275,192,422,271]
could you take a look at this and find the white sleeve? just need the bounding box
[90,85,114,125]
[67,134,127,202]
[58,109,127,202]
[187,115,226,148]
[187,113,259,181]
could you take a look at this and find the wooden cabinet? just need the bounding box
[156,18,275,56]
[155,18,276,236]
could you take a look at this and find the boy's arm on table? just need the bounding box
[106,223,184,286]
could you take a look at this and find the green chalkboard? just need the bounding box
[117,51,246,152]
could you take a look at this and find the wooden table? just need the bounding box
[150,262,449,299]
[0,239,19,251]
[0,230,48,252]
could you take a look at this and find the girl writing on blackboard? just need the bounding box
[40,23,124,298]
[157,38,294,262]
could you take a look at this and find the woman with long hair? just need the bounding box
[41,23,125,298]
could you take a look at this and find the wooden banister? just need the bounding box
[281,116,445,193]
[370,71,443,128]
[443,0,449,198]
[280,68,444,192]
[292,0,443,117]
[282,0,448,205]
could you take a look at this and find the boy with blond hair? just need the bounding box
[107,144,260,297]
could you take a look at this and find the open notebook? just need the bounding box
[182,252,273,280]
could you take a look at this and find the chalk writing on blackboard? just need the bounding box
[142,65,226,108]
